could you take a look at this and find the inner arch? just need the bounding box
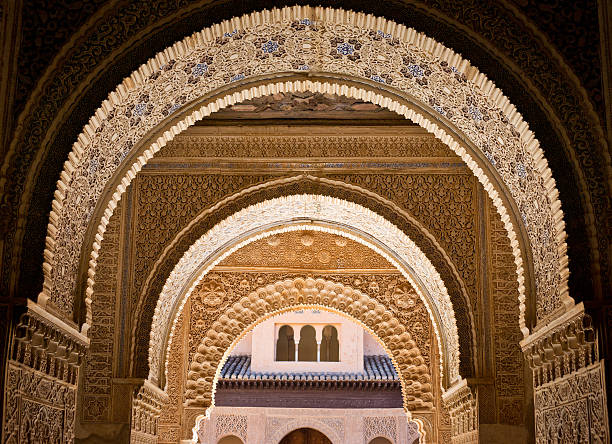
[188,300,425,443]
[205,302,425,410]
[152,195,460,388]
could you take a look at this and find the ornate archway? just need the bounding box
[5,5,607,444]
[130,175,477,382]
[186,286,432,410]
[151,195,459,388]
[186,295,426,444]
[38,6,571,344]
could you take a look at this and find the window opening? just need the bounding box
[320,325,339,362]
[276,325,295,361]
[298,325,317,361]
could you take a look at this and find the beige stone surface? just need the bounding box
[194,406,419,444]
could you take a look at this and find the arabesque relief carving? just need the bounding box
[4,363,77,444]
[522,304,609,444]
[327,173,478,314]
[266,416,342,444]
[487,197,524,424]
[186,277,434,410]
[151,194,459,386]
[3,302,87,443]
[81,203,122,423]
[131,174,271,315]
[130,169,476,380]
[533,362,609,444]
[158,311,186,444]
[215,414,248,442]
[39,7,568,339]
[363,416,397,443]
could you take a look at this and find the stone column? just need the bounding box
[521,303,609,443]
[294,329,300,361]
[2,299,88,443]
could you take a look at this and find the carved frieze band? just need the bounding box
[12,300,88,385]
[521,303,597,388]
[442,380,478,444]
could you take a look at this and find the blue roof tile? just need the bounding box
[219,355,398,382]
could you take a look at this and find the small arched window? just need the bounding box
[276,325,295,361]
[368,437,393,444]
[218,436,244,444]
[298,325,317,361]
[280,428,332,444]
[320,325,339,362]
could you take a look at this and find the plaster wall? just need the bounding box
[248,310,364,373]
[194,406,419,444]
[363,331,386,355]
[231,331,252,355]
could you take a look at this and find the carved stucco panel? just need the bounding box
[131,174,270,313]
[487,197,524,424]
[151,195,459,386]
[3,363,77,444]
[41,7,567,337]
[215,415,248,442]
[328,173,478,314]
[81,203,121,423]
[158,310,186,443]
[534,361,609,444]
[363,416,397,443]
[162,133,454,159]
[185,277,433,410]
